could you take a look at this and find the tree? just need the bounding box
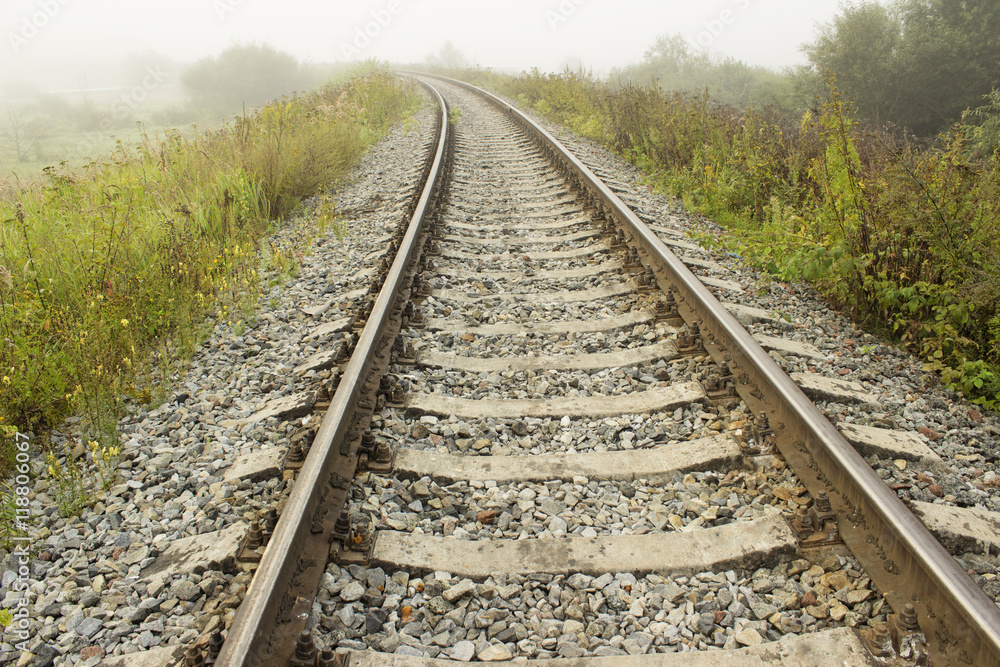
[181,43,308,114]
[802,3,903,124]
[425,41,468,71]
[894,0,1000,135]
[801,0,1000,135]
[1,106,33,163]
[615,34,709,89]
[613,34,790,110]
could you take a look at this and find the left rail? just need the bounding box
[214,79,451,667]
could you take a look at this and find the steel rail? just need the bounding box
[415,73,1000,666]
[215,80,450,667]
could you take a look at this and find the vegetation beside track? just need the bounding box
[458,68,1000,410]
[0,66,420,521]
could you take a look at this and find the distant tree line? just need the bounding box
[803,0,999,136]
[614,0,1000,138]
[424,41,469,71]
[611,34,794,110]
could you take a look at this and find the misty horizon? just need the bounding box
[2,0,859,97]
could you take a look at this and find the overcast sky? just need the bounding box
[2,0,850,90]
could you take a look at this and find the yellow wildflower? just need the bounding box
[121,319,129,327]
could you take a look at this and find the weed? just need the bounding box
[0,482,23,552]
[45,451,88,516]
[313,196,347,239]
[88,438,121,491]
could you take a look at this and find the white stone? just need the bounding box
[449,640,476,662]
[477,644,513,661]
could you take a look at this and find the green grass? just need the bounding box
[0,66,420,516]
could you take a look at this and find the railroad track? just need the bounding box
[202,75,1000,666]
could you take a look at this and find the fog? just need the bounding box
[0,0,863,175]
[3,0,849,97]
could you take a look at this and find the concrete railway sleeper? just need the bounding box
[196,76,1000,666]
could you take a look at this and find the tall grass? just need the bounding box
[466,69,1000,408]
[0,68,419,493]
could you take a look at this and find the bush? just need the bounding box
[181,43,311,116]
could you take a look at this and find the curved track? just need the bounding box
[208,75,1000,667]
